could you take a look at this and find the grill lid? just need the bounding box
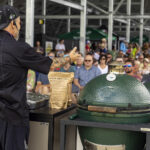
[144,82,150,93]
[78,74,150,109]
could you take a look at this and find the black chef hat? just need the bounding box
[0,5,20,30]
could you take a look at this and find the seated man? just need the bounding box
[74,54,101,91]
[72,56,84,103]
[74,55,84,70]
[106,53,113,64]
[35,51,55,81]
[48,51,55,59]
[124,60,142,81]
[35,73,50,95]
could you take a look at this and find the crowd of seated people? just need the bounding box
[27,39,150,103]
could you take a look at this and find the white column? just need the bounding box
[126,0,131,43]
[108,0,113,50]
[99,19,102,26]
[42,0,46,34]
[140,0,144,47]
[8,0,13,6]
[67,7,71,32]
[25,0,35,46]
[80,0,87,56]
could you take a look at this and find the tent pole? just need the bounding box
[67,7,71,32]
[42,0,46,35]
[108,0,113,50]
[8,0,13,6]
[126,0,131,43]
[80,0,87,56]
[25,0,35,46]
[140,0,144,47]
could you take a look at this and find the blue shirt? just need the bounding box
[60,65,75,73]
[37,73,49,85]
[72,65,83,93]
[75,65,101,86]
[73,65,83,71]
[120,42,127,54]
[100,48,107,54]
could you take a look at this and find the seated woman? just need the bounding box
[140,58,150,75]
[60,62,75,73]
[98,55,108,74]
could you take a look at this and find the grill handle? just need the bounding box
[88,105,117,113]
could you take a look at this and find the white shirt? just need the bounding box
[55,43,65,51]
[94,53,100,60]
[98,65,108,74]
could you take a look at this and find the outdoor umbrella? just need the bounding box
[58,27,116,41]
[131,35,149,43]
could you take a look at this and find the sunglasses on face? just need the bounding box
[124,64,132,68]
[85,60,92,62]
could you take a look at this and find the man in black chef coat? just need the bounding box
[0,5,79,150]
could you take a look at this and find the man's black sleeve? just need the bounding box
[15,42,52,74]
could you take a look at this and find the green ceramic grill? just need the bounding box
[77,74,150,150]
